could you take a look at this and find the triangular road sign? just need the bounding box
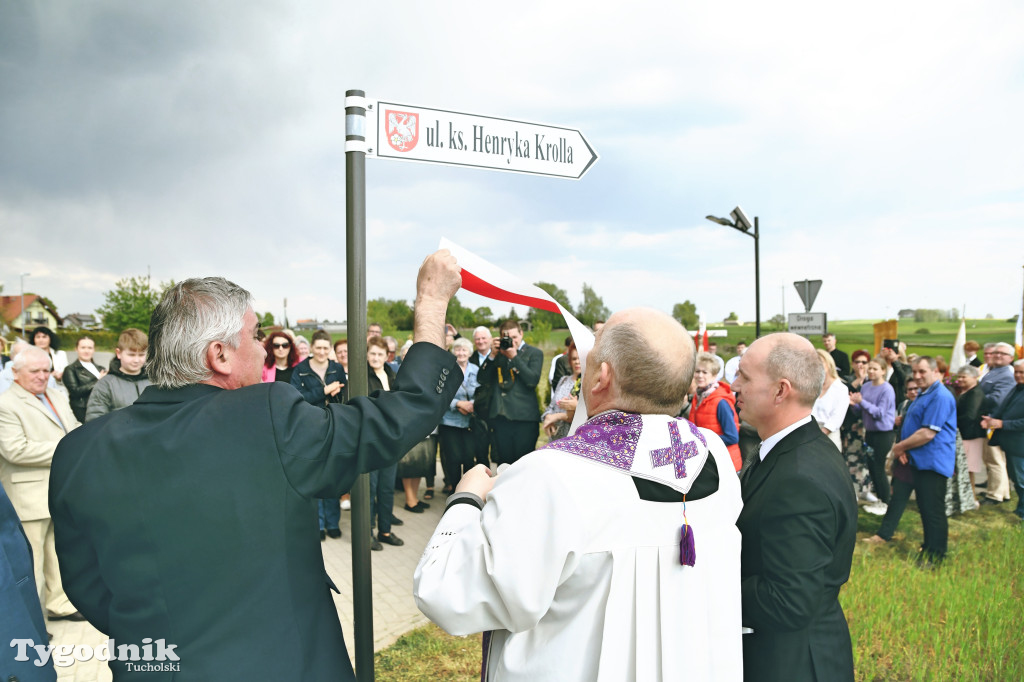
[794,280,822,313]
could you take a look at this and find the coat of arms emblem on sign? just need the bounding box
[386,110,418,152]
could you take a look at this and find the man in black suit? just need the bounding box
[468,326,494,468]
[49,251,463,681]
[822,332,851,377]
[732,333,857,682]
[477,319,543,465]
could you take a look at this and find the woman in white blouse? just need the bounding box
[812,348,849,451]
[31,326,69,382]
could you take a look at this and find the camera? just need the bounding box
[500,335,514,350]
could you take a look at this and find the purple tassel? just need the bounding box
[680,524,696,567]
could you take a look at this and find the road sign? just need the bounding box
[788,312,827,336]
[794,279,822,312]
[369,101,598,179]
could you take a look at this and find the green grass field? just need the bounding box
[521,318,1017,363]
[377,501,1024,682]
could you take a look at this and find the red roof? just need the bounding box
[0,295,39,324]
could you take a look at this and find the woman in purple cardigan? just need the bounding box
[850,358,896,504]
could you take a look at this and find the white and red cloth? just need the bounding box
[440,238,595,434]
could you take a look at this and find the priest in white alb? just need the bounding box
[414,307,743,681]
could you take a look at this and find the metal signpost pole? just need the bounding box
[345,89,374,682]
[705,210,760,338]
[20,272,30,339]
[753,217,760,339]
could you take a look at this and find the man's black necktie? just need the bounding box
[741,443,763,485]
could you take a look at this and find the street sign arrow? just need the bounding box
[369,100,598,179]
[794,279,822,313]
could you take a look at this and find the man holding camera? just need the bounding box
[476,319,543,466]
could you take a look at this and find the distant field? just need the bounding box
[520,318,1017,362]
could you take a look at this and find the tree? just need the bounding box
[445,295,475,329]
[367,297,415,331]
[525,319,552,347]
[769,313,786,330]
[390,299,414,330]
[259,312,275,328]
[496,307,520,327]
[96,276,170,333]
[576,283,610,328]
[726,311,738,321]
[472,307,494,327]
[672,301,698,329]
[527,281,573,329]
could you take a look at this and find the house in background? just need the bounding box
[1,295,62,334]
[294,318,319,331]
[63,312,100,330]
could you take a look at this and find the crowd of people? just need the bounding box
[2,261,1022,681]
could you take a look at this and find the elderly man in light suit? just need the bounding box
[0,345,81,621]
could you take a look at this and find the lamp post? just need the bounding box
[706,208,760,338]
[20,272,31,339]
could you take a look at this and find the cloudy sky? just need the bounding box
[2,0,1022,329]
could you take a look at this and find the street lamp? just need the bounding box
[20,272,31,339]
[706,208,760,338]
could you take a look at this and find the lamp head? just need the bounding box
[705,215,734,227]
[730,206,753,232]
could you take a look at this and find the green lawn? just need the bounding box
[377,500,1024,682]
[520,318,1017,364]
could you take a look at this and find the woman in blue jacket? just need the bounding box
[291,331,347,539]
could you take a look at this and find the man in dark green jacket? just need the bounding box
[49,251,463,681]
[476,319,543,465]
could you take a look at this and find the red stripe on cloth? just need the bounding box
[460,269,561,315]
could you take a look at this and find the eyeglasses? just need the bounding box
[273,342,291,349]
[853,360,867,365]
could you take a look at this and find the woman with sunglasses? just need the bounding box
[262,331,300,384]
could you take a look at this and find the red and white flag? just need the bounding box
[440,238,595,435]
[949,319,967,374]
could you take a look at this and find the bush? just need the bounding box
[915,328,931,335]
[56,330,121,351]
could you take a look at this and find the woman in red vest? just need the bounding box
[691,352,742,472]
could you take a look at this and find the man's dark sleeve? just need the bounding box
[741,485,839,631]
[273,343,461,499]
[832,350,851,376]
[47,471,113,634]
[514,345,543,389]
